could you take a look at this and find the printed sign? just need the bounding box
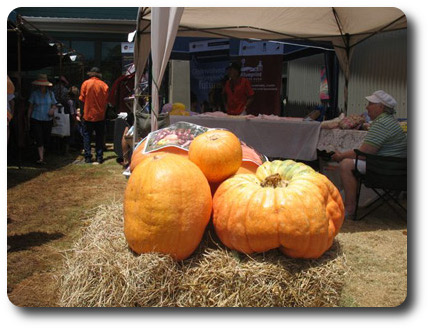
[189,39,230,53]
[189,54,230,113]
[239,55,283,116]
[121,42,134,54]
[239,40,284,56]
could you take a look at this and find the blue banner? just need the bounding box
[189,54,230,113]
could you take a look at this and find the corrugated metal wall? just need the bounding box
[338,29,407,118]
[286,54,325,104]
[286,29,407,118]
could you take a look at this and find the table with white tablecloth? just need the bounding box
[170,115,321,161]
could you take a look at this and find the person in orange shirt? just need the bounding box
[79,67,109,164]
[223,61,255,115]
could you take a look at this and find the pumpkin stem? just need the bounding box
[260,173,289,188]
[208,134,219,141]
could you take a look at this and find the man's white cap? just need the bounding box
[365,90,397,109]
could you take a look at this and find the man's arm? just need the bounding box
[331,143,379,162]
[244,94,254,110]
[244,79,255,112]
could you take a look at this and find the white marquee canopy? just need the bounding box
[133,7,406,133]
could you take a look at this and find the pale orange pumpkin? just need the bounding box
[212,160,344,259]
[188,129,242,183]
[124,153,212,260]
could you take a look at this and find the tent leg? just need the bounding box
[344,34,350,115]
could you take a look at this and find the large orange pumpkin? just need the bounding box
[129,138,188,172]
[124,153,212,260]
[212,160,344,259]
[188,129,242,183]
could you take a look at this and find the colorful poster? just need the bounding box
[121,42,134,74]
[240,55,283,116]
[319,66,330,101]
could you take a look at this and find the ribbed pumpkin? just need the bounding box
[124,153,212,260]
[212,160,344,259]
[188,129,242,183]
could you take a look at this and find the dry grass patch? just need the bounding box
[336,212,407,307]
[59,202,349,307]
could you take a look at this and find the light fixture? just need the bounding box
[69,55,77,61]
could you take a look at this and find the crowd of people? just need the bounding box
[7,60,257,167]
[7,66,110,165]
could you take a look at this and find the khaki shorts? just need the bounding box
[354,159,366,174]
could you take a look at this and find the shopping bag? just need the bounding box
[135,111,170,140]
[51,107,70,137]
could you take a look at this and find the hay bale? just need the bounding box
[59,202,348,307]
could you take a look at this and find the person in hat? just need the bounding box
[27,73,58,165]
[331,90,407,218]
[79,67,109,164]
[53,75,70,109]
[223,61,255,115]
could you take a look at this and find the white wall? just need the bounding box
[168,60,190,109]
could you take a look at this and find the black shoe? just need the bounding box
[85,158,92,163]
[96,158,104,164]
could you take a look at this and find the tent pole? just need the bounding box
[132,75,139,148]
[344,33,350,115]
[148,53,152,130]
[15,17,24,168]
[16,16,22,97]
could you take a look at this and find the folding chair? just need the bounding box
[352,149,407,221]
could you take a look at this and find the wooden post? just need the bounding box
[59,43,63,78]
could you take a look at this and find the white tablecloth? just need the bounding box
[170,115,321,161]
[317,128,368,153]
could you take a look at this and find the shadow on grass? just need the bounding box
[7,141,119,189]
[7,139,83,189]
[341,201,407,234]
[7,232,64,253]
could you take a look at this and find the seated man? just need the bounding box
[331,90,407,218]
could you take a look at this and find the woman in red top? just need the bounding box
[223,62,255,115]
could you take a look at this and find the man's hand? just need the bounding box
[331,151,343,162]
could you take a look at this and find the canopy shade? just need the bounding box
[139,7,405,41]
[7,21,66,72]
[133,7,407,132]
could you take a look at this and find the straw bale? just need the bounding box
[59,202,348,307]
